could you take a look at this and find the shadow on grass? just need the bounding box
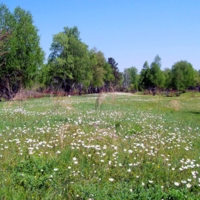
[184,111,200,115]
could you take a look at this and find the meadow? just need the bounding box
[0,92,200,199]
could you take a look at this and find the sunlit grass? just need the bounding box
[0,92,200,199]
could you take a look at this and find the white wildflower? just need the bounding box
[174,182,180,186]
[186,183,192,188]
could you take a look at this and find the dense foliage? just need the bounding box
[0,4,44,100]
[127,56,198,93]
[0,3,199,100]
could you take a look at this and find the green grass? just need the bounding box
[0,92,200,199]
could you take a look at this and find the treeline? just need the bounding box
[0,4,200,100]
[124,56,200,94]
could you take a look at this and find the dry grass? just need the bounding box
[13,89,46,101]
[95,92,105,110]
[52,96,74,110]
[168,100,181,111]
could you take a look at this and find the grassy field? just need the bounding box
[0,92,200,199]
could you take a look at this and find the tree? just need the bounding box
[123,67,138,91]
[163,68,172,89]
[139,61,151,90]
[103,62,114,90]
[149,55,165,88]
[48,26,90,95]
[0,30,11,100]
[171,61,195,91]
[85,49,114,93]
[89,49,106,88]
[0,30,10,57]
[108,57,122,89]
[139,55,164,92]
[36,63,51,90]
[123,68,131,89]
[128,67,138,90]
[194,70,200,88]
[0,4,44,100]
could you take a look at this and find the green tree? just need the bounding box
[87,49,114,93]
[48,26,90,95]
[0,30,10,57]
[123,68,131,89]
[149,55,165,88]
[171,61,195,91]
[194,70,200,88]
[0,4,44,99]
[0,30,11,100]
[36,63,51,90]
[108,57,122,90]
[89,49,106,88]
[128,66,139,90]
[163,68,172,89]
[103,62,114,89]
[123,67,138,91]
[139,61,151,90]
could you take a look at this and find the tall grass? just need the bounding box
[0,92,200,199]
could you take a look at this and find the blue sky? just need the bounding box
[3,0,200,72]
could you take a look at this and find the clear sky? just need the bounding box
[2,0,200,72]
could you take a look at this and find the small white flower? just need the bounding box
[109,178,114,182]
[149,180,153,184]
[186,183,192,188]
[174,182,180,186]
[192,171,198,176]
[181,180,187,184]
[54,168,58,171]
[127,168,131,172]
